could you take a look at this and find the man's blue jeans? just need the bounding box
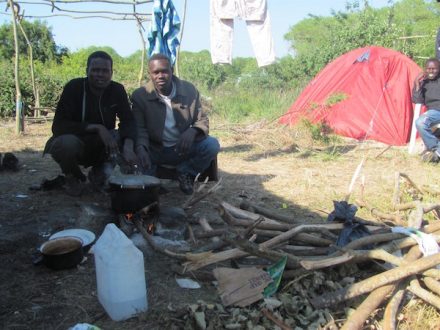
[146,136,220,177]
[415,109,440,151]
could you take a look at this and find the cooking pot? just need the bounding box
[108,173,161,214]
[35,236,84,270]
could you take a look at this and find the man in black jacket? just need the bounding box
[44,51,137,195]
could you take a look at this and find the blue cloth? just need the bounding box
[415,109,440,151]
[148,0,181,65]
[144,136,220,177]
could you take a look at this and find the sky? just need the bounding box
[0,0,392,58]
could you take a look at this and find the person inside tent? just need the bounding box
[44,50,138,195]
[131,53,220,195]
[412,58,440,163]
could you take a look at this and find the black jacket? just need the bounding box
[51,78,136,141]
[412,78,440,111]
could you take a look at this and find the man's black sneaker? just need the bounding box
[421,150,440,163]
[177,173,194,195]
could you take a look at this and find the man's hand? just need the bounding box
[176,128,197,155]
[122,139,139,166]
[136,145,152,171]
[86,124,119,155]
[414,72,427,91]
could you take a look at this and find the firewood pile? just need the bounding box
[139,173,440,329]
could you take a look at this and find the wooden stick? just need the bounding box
[182,178,222,209]
[194,228,227,239]
[220,203,290,230]
[393,202,440,213]
[242,216,265,237]
[261,308,293,330]
[423,277,440,296]
[310,252,440,309]
[222,235,300,269]
[280,245,331,256]
[133,218,186,260]
[400,172,424,195]
[392,172,401,208]
[187,224,197,244]
[183,224,321,271]
[170,263,216,282]
[137,201,158,215]
[341,284,396,330]
[240,200,297,224]
[228,200,385,230]
[421,185,440,196]
[221,201,286,224]
[356,198,403,224]
[301,224,440,271]
[342,246,421,330]
[382,283,407,330]
[408,278,440,310]
[221,205,341,247]
[407,201,424,229]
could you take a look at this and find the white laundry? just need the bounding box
[210,0,276,67]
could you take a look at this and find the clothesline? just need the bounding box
[0,0,153,22]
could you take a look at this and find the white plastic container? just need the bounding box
[93,223,148,321]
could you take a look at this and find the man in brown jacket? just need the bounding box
[131,54,220,194]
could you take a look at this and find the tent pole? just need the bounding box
[408,103,422,154]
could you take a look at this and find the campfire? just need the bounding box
[117,202,159,237]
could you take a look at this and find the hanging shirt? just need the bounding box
[210,0,275,67]
[148,0,181,65]
[158,82,180,147]
[212,0,267,21]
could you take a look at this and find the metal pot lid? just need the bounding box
[108,173,161,187]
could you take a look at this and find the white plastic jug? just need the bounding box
[93,223,148,321]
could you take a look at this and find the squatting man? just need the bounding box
[131,53,220,195]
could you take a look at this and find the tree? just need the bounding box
[284,1,403,77]
[179,50,226,91]
[0,20,67,63]
[393,0,440,63]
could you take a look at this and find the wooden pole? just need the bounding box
[135,15,147,87]
[9,0,24,133]
[311,253,440,309]
[17,19,38,111]
[174,0,187,77]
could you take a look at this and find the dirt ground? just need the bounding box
[1,118,440,329]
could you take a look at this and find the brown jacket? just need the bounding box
[131,76,209,151]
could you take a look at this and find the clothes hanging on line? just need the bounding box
[210,0,276,67]
[148,0,181,65]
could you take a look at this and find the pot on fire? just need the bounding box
[108,173,161,214]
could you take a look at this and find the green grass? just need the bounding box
[209,86,299,124]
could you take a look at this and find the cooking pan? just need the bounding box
[108,173,161,214]
[34,236,84,270]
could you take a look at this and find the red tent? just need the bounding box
[280,46,422,145]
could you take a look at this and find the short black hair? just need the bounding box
[148,53,172,68]
[87,51,113,71]
[425,58,440,67]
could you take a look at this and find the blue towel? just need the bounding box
[148,0,181,65]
